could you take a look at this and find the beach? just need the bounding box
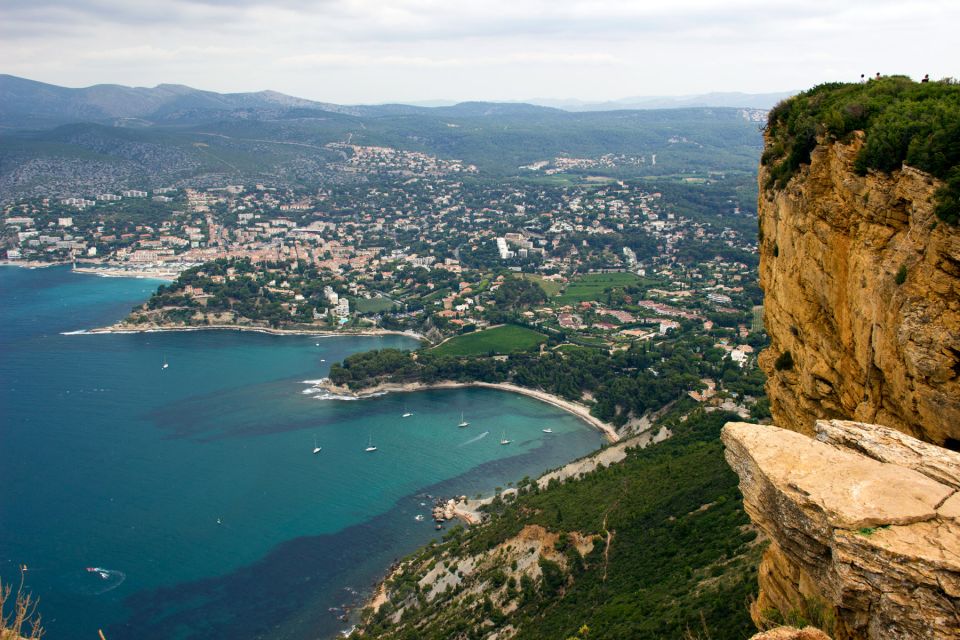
[311,379,621,443]
[71,265,181,280]
[80,321,427,342]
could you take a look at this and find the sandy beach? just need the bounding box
[76,322,427,341]
[0,260,66,269]
[312,379,620,443]
[71,265,180,280]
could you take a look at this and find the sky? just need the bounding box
[2,0,957,104]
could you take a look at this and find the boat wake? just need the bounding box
[70,568,126,595]
[60,329,89,335]
[459,431,490,447]
[94,569,126,594]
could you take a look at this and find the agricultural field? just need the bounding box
[430,324,547,356]
[555,272,641,304]
[351,296,398,314]
[521,273,562,297]
[751,305,764,332]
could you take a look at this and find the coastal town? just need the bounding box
[2,147,766,426]
[1,144,760,343]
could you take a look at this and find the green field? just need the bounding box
[751,305,764,332]
[351,296,398,314]
[555,272,641,304]
[521,274,562,297]
[430,325,547,356]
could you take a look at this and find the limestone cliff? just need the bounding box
[723,419,960,639]
[757,134,960,445]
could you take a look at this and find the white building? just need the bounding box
[496,237,515,260]
[323,286,339,305]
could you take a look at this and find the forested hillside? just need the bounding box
[353,408,763,640]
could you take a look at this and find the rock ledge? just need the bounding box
[723,419,960,639]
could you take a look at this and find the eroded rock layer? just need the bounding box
[757,135,960,445]
[723,419,960,639]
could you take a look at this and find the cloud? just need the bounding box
[1,0,957,102]
[277,51,621,69]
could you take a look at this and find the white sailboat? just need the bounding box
[365,435,378,452]
[161,355,169,370]
[457,412,470,428]
[500,431,512,445]
[402,404,413,418]
[313,436,322,454]
[542,428,553,434]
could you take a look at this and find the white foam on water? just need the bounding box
[312,392,361,401]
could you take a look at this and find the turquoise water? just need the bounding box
[0,266,605,639]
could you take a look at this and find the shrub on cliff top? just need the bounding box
[763,76,960,224]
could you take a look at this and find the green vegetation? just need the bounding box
[430,325,547,357]
[763,76,960,223]
[351,296,398,314]
[355,410,762,640]
[522,274,562,297]
[556,272,641,305]
[758,595,835,636]
[895,264,908,285]
[492,278,548,310]
[327,328,767,427]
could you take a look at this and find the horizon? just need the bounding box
[2,72,800,108]
[2,0,957,104]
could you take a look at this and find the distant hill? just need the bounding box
[0,75,564,130]
[528,91,796,112]
[0,75,766,201]
[0,74,353,129]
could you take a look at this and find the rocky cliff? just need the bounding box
[723,419,960,639]
[757,133,960,446]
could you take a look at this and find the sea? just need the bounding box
[0,265,605,640]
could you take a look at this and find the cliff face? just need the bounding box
[723,420,960,640]
[757,135,960,446]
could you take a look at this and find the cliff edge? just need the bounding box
[723,419,960,639]
[739,79,960,638]
[758,132,959,445]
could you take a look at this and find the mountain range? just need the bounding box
[0,74,768,202]
[0,74,790,131]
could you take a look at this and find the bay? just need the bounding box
[0,266,605,639]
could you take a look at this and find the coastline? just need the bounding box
[74,322,427,341]
[71,265,179,280]
[311,379,620,443]
[363,416,675,618]
[0,259,67,269]
[1,261,180,280]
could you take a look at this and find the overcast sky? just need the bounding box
[2,0,957,104]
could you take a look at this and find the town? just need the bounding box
[2,143,765,418]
